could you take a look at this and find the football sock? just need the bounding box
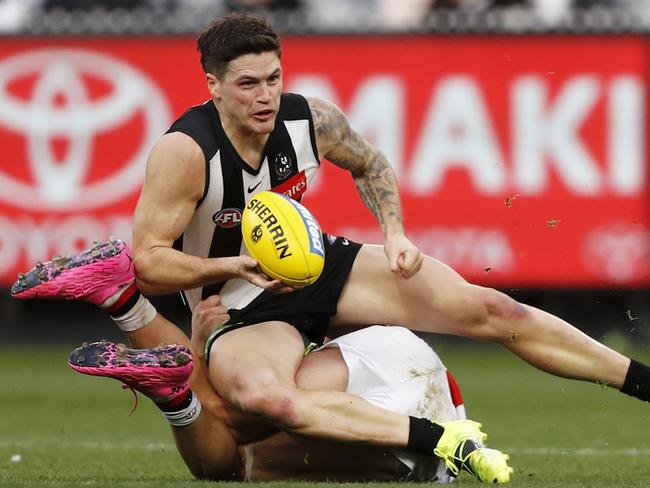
[620,359,650,402]
[407,416,445,454]
[102,281,139,315]
[160,391,202,427]
[100,282,156,332]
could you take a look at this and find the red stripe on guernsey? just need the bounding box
[105,282,138,315]
[272,170,307,200]
[446,370,464,408]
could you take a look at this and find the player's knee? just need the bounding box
[231,377,306,429]
[250,387,306,429]
[132,257,156,294]
[458,286,529,340]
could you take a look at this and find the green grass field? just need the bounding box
[1,341,649,487]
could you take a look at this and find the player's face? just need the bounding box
[209,51,282,136]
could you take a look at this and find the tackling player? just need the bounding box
[13,241,509,482]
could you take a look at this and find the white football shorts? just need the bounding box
[322,325,466,483]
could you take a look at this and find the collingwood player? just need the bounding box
[14,10,650,484]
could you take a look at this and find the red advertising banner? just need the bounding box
[0,36,647,287]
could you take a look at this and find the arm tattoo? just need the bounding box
[353,151,403,232]
[310,98,404,234]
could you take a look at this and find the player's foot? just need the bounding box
[68,341,193,404]
[434,419,513,484]
[11,239,134,306]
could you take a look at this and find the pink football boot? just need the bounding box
[11,239,134,306]
[68,341,193,405]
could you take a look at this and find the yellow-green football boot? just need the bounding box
[433,419,513,483]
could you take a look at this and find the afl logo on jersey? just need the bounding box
[213,208,242,228]
[274,153,292,180]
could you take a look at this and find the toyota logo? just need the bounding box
[0,48,171,210]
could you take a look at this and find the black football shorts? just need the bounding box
[205,234,361,355]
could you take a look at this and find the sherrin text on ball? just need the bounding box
[241,191,325,287]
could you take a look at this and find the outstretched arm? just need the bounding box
[308,96,423,278]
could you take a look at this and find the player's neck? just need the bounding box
[221,115,270,171]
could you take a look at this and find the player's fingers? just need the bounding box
[269,284,297,294]
[193,306,229,330]
[205,308,230,326]
[203,294,223,307]
[250,273,282,290]
[399,250,423,278]
[388,252,400,273]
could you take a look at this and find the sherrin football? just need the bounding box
[241,191,325,287]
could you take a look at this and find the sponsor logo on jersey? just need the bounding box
[247,180,263,193]
[285,198,325,258]
[273,170,307,200]
[212,208,242,228]
[273,152,292,180]
[246,198,292,259]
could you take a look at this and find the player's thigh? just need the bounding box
[207,321,305,403]
[333,244,484,334]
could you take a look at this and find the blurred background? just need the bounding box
[0,0,648,349]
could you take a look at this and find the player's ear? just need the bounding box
[206,73,221,100]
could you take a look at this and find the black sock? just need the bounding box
[406,416,445,454]
[620,359,650,402]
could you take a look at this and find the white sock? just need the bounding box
[163,392,202,427]
[110,295,157,333]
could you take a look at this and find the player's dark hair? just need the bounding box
[197,13,281,78]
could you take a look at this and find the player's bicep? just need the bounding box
[132,132,205,253]
[308,96,378,176]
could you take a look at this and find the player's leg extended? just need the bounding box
[333,245,639,395]
[11,240,241,479]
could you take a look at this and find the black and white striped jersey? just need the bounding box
[167,93,321,311]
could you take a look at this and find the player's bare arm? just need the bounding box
[308,96,423,278]
[132,132,280,294]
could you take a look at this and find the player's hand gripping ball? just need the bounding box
[242,191,325,287]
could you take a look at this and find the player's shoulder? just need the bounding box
[304,95,340,118]
[277,92,312,121]
[169,100,216,128]
[303,96,349,150]
[149,131,205,172]
[163,101,218,161]
[145,131,205,199]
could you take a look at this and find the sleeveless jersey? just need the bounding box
[167,93,320,311]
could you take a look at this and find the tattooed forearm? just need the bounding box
[353,151,403,234]
[308,96,404,234]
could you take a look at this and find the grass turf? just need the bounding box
[1,341,649,487]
